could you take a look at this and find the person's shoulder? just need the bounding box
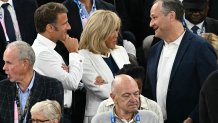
[91,111,110,123]
[206,17,218,24]
[114,45,126,51]
[140,95,158,106]
[35,72,62,86]
[0,79,11,86]
[0,79,13,93]
[96,0,115,11]
[184,30,208,44]
[204,70,218,86]
[78,49,92,56]
[138,110,159,122]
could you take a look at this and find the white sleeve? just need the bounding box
[34,50,83,91]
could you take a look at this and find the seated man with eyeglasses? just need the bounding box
[30,100,61,123]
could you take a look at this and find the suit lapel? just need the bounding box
[169,30,192,83]
[110,48,129,69]
[27,72,44,120]
[29,73,44,105]
[87,51,114,80]
[6,82,16,120]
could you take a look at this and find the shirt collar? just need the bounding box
[16,71,35,92]
[184,17,204,31]
[36,33,57,50]
[0,0,14,8]
[163,30,186,47]
[73,0,96,6]
[112,107,139,123]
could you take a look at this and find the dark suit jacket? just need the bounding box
[199,70,218,123]
[208,0,218,20]
[13,0,37,45]
[143,30,217,123]
[205,17,218,36]
[0,22,7,80]
[55,0,116,63]
[0,0,37,45]
[0,72,64,123]
[0,0,37,81]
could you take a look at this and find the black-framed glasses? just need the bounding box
[29,119,50,123]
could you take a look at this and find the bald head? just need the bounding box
[110,74,140,115]
[111,74,138,94]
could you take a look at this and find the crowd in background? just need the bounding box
[0,0,218,123]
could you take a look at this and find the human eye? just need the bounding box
[122,93,130,98]
[151,16,157,20]
[134,92,140,97]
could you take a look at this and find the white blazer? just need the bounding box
[79,46,130,117]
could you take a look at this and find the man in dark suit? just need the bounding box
[0,0,38,80]
[0,41,64,123]
[199,70,218,123]
[183,0,218,36]
[143,0,217,123]
[0,22,7,80]
[0,0,37,44]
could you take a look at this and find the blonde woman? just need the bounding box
[79,10,130,123]
[30,100,61,123]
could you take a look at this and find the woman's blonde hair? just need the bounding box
[79,10,121,54]
[30,100,61,122]
[202,33,218,57]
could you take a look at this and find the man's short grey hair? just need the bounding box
[7,41,35,66]
[154,0,184,22]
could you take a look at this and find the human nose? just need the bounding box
[150,19,154,28]
[66,22,71,30]
[115,31,118,38]
[129,94,139,102]
[3,63,6,71]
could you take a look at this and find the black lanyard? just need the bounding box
[15,89,32,122]
[110,112,140,123]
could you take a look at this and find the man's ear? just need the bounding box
[110,93,116,103]
[46,24,55,33]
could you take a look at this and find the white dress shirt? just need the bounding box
[32,34,84,108]
[156,31,185,120]
[0,0,22,41]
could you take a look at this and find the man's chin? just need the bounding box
[128,106,139,111]
[8,77,15,82]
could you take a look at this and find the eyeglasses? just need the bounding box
[29,119,50,123]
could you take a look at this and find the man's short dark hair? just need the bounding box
[34,2,68,33]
